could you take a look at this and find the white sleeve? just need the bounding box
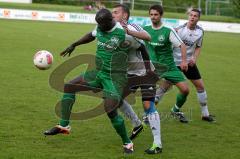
[127,24,144,44]
[125,34,141,49]
[91,25,98,37]
[128,23,144,31]
[169,28,183,47]
[196,31,204,47]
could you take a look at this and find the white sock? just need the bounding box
[147,112,162,148]
[155,88,165,102]
[119,100,141,127]
[197,91,209,117]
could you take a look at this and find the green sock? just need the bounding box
[59,93,75,127]
[110,115,131,144]
[172,93,187,112]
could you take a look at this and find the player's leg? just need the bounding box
[143,98,162,153]
[173,81,189,112]
[184,65,215,122]
[104,98,133,153]
[191,79,215,122]
[170,81,189,123]
[162,70,189,123]
[103,78,133,154]
[44,71,100,135]
[120,75,144,140]
[155,80,173,105]
[59,74,100,127]
[120,100,143,140]
[140,85,162,154]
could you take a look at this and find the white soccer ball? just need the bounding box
[33,50,53,70]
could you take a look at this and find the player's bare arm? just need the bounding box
[179,43,188,71]
[126,28,151,41]
[60,32,95,57]
[189,46,201,66]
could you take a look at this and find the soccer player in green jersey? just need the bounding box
[143,5,190,123]
[44,9,136,153]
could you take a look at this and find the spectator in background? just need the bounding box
[95,0,105,11]
[83,4,94,11]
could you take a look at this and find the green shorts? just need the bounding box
[81,70,127,100]
[161,69,186,84]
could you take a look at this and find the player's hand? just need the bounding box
[180,61,188,72]
[120,19,129,34]
[189,57,196,67]
[60,45,75,57]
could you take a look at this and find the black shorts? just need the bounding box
[177,64,201,80]
[123,73,158,99]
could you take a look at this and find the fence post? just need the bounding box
[198,0,201,11]
[205,0,209,15]
[132,0,135,10]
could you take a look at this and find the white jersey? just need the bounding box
[173,23,204,66]
[126,23,155,76]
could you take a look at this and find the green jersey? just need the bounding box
[143,25,183,70]
[92,23,130,79]
[89,22,141,98]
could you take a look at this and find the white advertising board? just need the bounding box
[0,0,32,3]
[0,8,239,33]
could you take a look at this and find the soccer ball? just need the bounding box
[33,50,53,70]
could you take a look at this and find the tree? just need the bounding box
[232,0,240,17]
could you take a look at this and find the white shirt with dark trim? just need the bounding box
[127,23,155,76]
[167,25,184,48]
[173,23,204,66]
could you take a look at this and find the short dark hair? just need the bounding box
[149,4,164,16]
[95,8,113,24]
[95,8,114,31]
[113,3,130,20]
[191,8,201,17]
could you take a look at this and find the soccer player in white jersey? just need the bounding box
[112,4,163,154]
[155,8,215,122]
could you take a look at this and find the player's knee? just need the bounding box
[142,98,156,114]
[107,109,118,119]
[64,83,74,93]
[181,86,189,95]
[62,93,75,100]
[196,85,205,92]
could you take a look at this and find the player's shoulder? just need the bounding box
[175,23,187,31]
[114,22,124,30]
[143,24,152,29]
[195,24,204,34]
[162,25,176,33]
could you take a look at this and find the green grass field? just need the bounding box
[0,19,240,159]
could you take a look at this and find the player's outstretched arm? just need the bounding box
[121,21,151,41]
[127,30,151,41]
[60,32,95,57]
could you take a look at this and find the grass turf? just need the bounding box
[0,19,240,159]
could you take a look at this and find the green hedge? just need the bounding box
[32,0,238,17]
[232,0,240,18]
